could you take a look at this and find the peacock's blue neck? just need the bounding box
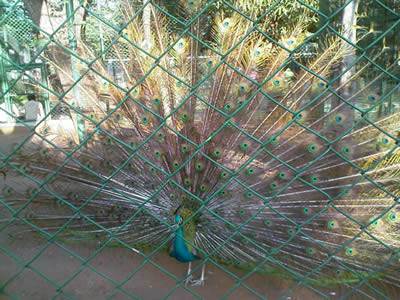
[175,225,184,239]
[170,223,199,262]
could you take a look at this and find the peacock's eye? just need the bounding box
[270,182,277,189]
[239,85,246,92]
[181,144,190,153]
[268,136,278,146]
[244,191,253,198]
[132,88,140,97]
[327,220,338,230]
[345,247,354,256]
[246,168,254,175]
[369,218,380,228]
[180,113,189,122]
[388,212,397,222]
[306,247,316,255]
[263,219,272,226]
[307,143,318,153]
[220,171,229,179]
[195,162,204,171]
[212,148,222,158]
[240,142,250,151]
[3,186,13,196]
[278,171,287,179]
[310,175,318,183]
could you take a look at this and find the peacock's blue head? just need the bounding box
[175,214,183,225]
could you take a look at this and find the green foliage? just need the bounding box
[225,0,320,34]
[161,0,320,39]
[12,94,28,107]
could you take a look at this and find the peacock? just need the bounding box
[170,205,205,286]
[1,0,400,296]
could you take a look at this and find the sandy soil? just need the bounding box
[0,224,333,300]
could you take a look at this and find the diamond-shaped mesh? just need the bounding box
[1,0,400,299]
[1,0,35,46]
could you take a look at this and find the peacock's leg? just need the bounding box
[185,262,192,286]
[200,263,205,285]
[191,263,206,286]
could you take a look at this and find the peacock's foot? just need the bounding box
[190,277,206,287]
[185,275,194,287]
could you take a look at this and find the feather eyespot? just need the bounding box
[240,142,250,152]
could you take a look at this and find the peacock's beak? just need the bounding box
[174,204,182,215]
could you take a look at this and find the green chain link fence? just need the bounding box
[0,0,400,299]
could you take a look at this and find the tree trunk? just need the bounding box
[23,0,44,27]
[310,0,331,122]
[142,0,152,51]
[337,0,360,127]
[339,0,360,103]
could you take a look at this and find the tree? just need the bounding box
[142,0,152,51]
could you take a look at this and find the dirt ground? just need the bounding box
[0,225,334,300]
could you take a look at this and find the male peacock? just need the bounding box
[170,205,205,286]
[1,0,399,296]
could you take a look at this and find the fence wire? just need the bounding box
[0,0,400,299]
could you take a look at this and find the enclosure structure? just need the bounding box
[1,0,400,299]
